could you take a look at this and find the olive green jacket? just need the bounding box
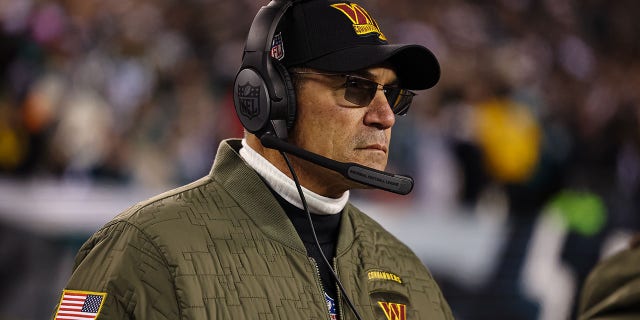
[578,245,640,320]
[55,139,453,320]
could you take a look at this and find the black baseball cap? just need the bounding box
[271,0,440,90]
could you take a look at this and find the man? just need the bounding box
[53,1,452,319]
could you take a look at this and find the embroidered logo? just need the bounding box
[368,270,403,284]
[330,3,387,40]
[378,301,407,320]
[237,82,261,119]
[270,32,285,60]
[54,289,107,320]
[325,292,338,320]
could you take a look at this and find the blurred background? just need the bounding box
[1,0,639,319]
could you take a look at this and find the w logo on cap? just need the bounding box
[330,3,387,41]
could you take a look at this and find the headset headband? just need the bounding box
[233,0,296,137]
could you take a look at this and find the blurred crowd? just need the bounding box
[1,0,639,319]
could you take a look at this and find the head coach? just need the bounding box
[52,1,452,319]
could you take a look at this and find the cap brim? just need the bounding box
[303,44,440,90]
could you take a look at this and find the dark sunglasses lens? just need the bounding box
[344,77,377,106]
[387,89,415,115]
[343,76,414,115]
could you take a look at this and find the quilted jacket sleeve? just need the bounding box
[53,221,180,320]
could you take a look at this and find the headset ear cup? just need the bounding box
[273,60,297,130]
[233,67,271,134]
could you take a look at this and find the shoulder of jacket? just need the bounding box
[344,203,415,254]
[107,175,226,232]
[77,176,232,263]
[579,245,640,319]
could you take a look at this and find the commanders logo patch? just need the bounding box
[54,289,107,320]
[368,270,403,284]
[330,3,387,40]
[378,301,407,320]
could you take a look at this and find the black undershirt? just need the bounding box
[269,189,342,312]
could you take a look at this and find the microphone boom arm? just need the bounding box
[260,134,414,195]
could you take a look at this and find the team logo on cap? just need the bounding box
[330,3,387,41]
[237,83,261,119]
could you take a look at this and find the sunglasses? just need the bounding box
[291,71,416,116]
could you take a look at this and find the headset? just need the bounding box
[233,0,296,139]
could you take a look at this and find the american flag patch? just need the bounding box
[54,290,107,320]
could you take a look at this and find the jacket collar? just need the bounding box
[209,139,358,256]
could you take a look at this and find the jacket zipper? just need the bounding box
[309,257,332,320]
[334,258,346,320]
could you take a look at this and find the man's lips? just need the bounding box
[357,144,388,153]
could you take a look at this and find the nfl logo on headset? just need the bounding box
[238,83,261,119]
[270,32,285,60]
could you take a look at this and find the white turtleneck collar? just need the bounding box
[239,138,349,215]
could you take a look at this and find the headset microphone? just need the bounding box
[261,132,414,195]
